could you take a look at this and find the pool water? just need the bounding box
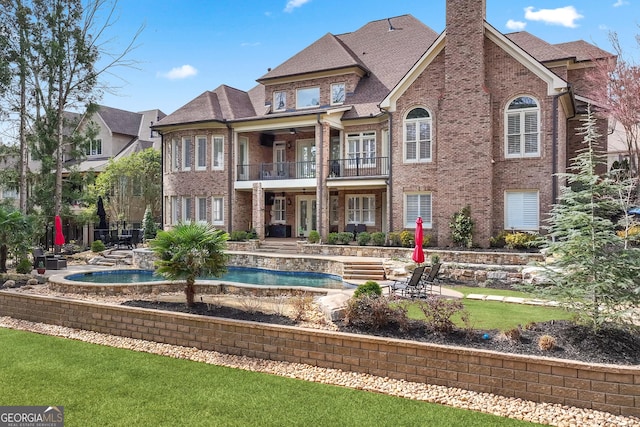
[65,267,345,289]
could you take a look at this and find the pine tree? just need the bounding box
[540,106,640,330]
[142,205,157,242]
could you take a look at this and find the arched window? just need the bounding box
[505,96,540,158]
[404,107,432,162]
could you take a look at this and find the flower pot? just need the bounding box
[37,268,46,274]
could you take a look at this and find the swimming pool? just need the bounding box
[65,267,346,289]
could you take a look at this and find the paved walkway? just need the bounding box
[466,293,559,307]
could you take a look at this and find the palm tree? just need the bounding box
[149,222,229,307]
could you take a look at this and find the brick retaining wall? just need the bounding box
[1,291,638,417]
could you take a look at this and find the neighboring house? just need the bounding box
[63,105,165,241]
[0,144,19,208]
[153,0,612,247]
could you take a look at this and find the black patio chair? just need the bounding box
[419,263,442,296]
[345,223,357,240]
[390,265,427,298]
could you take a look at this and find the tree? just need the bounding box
[150,222,229,307]
[0,205,33,272]
[0,0,141,218]
[91,147,162,225]
[585,32,640,197]
[142,205,157,241]
[538,106,640,330]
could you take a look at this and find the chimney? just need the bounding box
[438,0,493,247]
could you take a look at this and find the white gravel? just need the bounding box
[1,314,638,426]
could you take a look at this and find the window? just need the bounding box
[171,196,179,224]
[2,188,17,199]
[182,137,192,170]
[171,139,179,171]
[331,83,345,105]
[347,132,376,167]
[404,193,432,228]
[505,96,540,158]
[212,197,224,225]
[196,197,208,222]
[182,197,192,221]
[86,139,102,156]
[273,91,286,111]
[296,87,320,109]
[505,191,539,230]
[273,197,286,223]
[330,195,339,226]
[346,195,375,225]
[404,108,432,162]
[212,136,224,170]
[196,136,207,170]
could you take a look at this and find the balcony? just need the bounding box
[328,156,389,178]
[237,161,316,181]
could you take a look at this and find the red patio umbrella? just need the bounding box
[54,215,65,247]
[412,217,425,265]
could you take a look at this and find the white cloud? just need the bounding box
[284,0,310,13]
[158,65,198,80]
[506,19,527,31]
[613,0,629,7]
[524,6,584,28]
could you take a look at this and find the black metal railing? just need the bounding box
[328,156,389,178]
[236,161,316,181]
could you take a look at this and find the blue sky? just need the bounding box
[98,0,640,116]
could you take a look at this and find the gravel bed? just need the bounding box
[1,315,638,426]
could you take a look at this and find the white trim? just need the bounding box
[212,135,224,170]
[296,87,320,109]
[403,107,433,163]
[404,192,433,228]
[504,190,539,231]
[504,96,540,159]
[345,194,375,225]
[381,24,568,111]
[195,135,207,170]
[181,136,192,171]
[212,196,224,225]
[330,82,346,105]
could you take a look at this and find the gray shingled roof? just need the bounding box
[506,32,613,63]
[156,15,609,128]
[97,105,143,137]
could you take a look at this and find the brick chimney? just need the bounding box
[438,0,493,247]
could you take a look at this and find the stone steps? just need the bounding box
[343,260,386,282]
[257,241,299,255]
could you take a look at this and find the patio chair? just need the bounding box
[419,263,442,296]
[355,224,366,237]
[390,265,427,298]
[345,223,356,240]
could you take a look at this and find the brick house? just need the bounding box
[153,0,611,247]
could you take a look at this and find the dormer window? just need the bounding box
[296,87,320,109]
[273,91,286,111]
[86,139,102,156]
[331,83,345,105]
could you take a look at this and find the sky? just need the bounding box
[92,0,640,116]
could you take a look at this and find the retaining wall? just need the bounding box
[1,291,638,417]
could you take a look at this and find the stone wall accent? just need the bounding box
[1,291,638,418]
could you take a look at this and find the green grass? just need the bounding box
[404,290,574,330]
[0,328,543,426]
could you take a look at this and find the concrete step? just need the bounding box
[343,260,386,282]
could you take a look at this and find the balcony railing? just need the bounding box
[236,157,390,182]
[328,156,389,178]
[237,161,316,181]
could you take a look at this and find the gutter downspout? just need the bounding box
[225,121,233,233]
[317,113,324,237]
[159,130,164,229]
[380,107,393,233]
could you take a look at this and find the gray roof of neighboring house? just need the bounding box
[97,105,143,137]
[156,15,611,128]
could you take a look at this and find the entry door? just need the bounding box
[274,142,286,177]
[238,137,248,180]
[297,195,317,237]
[296,139,316,178]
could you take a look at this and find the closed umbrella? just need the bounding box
[412,217,425,265]
[54,215,65,251]
[97,196,108,230]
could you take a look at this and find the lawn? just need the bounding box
[0,328,543,427]
[404,287,575,330]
